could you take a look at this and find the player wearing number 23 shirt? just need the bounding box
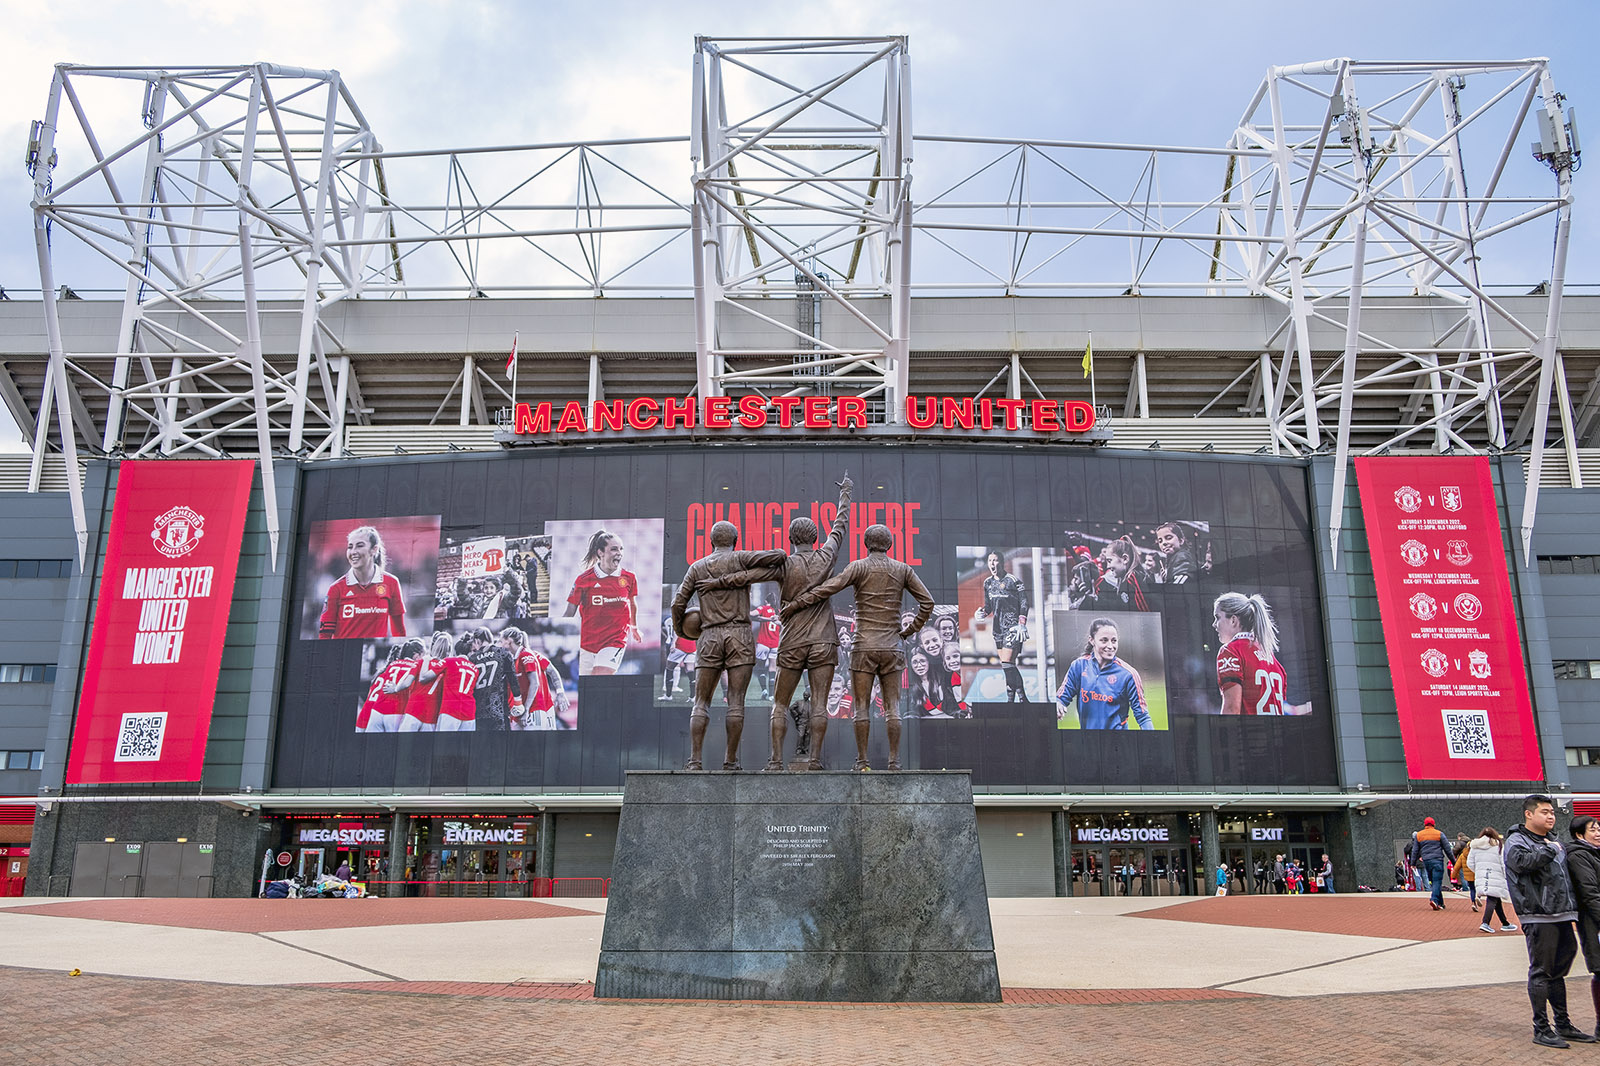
[1212,592,1288,715]
[1055,618,1153,730]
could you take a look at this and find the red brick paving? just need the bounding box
[298,981,1260,1005]
[0,966,1553,1066]
[1136,893,1517,941]
[1,896,597,932]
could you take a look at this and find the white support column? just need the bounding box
[1520,70,1577,561]
[459,355,474,426]
[289,76,341,452]
[105,76,168,453]
[1327,65,1372,570]
[235,69,280,562]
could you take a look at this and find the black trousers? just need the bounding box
[1483,895,1511,926]
[1525,921,1579,1028]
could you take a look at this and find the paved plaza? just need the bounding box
[0,892,1555,1064]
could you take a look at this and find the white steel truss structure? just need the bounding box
[22,49,1580,564]
[690,37,913,410]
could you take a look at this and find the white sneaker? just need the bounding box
[1479,923,1494,933]
[1502,923,1518,931]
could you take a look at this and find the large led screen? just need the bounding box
[274,446,1336,791]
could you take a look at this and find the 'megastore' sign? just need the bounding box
[512,395,1097,436]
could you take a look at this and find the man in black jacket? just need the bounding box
[1506,793,1596,1048]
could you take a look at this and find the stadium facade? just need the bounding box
[0,44,1592,899]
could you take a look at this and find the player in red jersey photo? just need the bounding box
[563,529,642,675]
[1212,591,1311,716]
[300,515,439,641]
[320,525,407,638]
[499,626,569,730]
[361,639,424,732]
[410,633,481,732]
[752,598,781,701]
[356,646,401,731]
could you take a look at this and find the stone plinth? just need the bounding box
[596,771,1000,1002]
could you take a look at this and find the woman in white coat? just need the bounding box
[1466,826,1517,933]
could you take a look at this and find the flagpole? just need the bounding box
[1088,330,1096,410]
[512,330,519,409]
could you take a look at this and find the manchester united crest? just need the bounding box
[1453,593,1483,622]
[1408,592,1437,621]
[151,505,205,559]
[1400,539,1428,567]
[1445,539,1472,566]
[1468,649,1491,679]
[1394,485,1424,513]
[1420,648,1450,678]
[1440,485,1463,512]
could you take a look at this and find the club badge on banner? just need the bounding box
[66,460,255,784]
[1354,456,1542,781]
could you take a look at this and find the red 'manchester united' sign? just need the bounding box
[512,395,1097,435]
[1355,456,1542,781]
[66,460,255,784]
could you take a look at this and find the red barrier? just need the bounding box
[284,877,611,898]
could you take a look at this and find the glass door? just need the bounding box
[504,849,531,897]
[1223,846,1249,894]
[1071,848,1102,896]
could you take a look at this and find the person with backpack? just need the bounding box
[1452,832,1477,911]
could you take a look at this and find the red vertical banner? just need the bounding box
[1354,456,1542,780]
[66,460,255,784]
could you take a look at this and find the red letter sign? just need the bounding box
[1355,457,1542,781]
[66,460,255,784]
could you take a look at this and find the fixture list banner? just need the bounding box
[66,460,255,784]
[1354,456,1542,781]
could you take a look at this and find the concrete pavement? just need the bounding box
[0,892,1556,1065]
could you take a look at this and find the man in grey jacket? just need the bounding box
[1506,793,1596,1048]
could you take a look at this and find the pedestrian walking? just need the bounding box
[1273,854,1287,894]
[1566,814,1600,1042]
[1320,853,1336,894]
[1506,793,1594,1048]
[1413,816,1453,910]
[1215,861,1229,897]
[1453,832,1477,911]
[1468,826,1517,933]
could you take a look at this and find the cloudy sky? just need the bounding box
[1,0,1595,450]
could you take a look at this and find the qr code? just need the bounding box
[1442,709,1495,759]
[114,712,167,762]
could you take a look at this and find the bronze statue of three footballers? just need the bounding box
[674,472,933,772]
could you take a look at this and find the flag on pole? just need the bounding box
[505,333,519,378]
[1081,337,1093,378]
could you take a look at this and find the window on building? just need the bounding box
[1554,661,1600,680]
[0,664,56,683]
[1567,748,1600,767]
[4,751,43,771]
[0,560,71,579]
[1540,555,1600,575]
